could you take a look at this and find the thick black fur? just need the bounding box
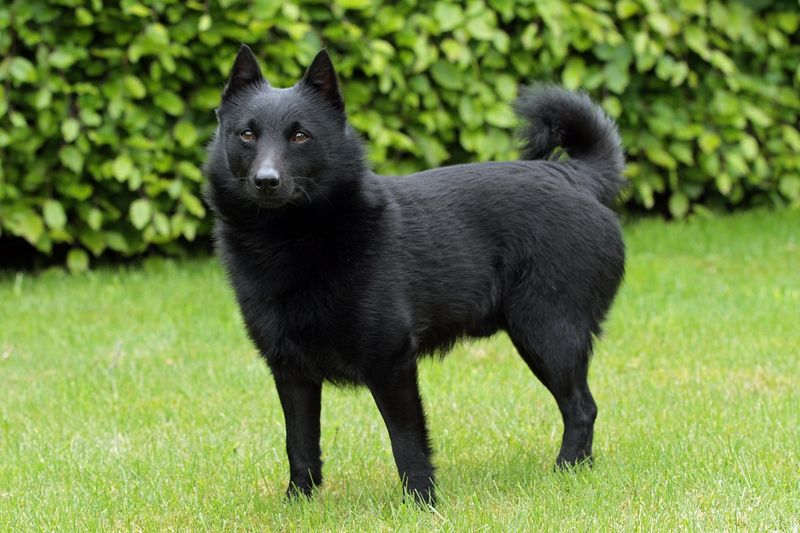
[204,45,626,506]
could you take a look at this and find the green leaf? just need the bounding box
[143,23,170,48]
[698,132,721,153]
[335,0,372,9]
[87,208,103,231]
[562,58,585,90]
[616,0,639,19]
[604,61,629,94]
[779,175,800,200]
[154,91,185,116]
[10,111,26,128]
[10,57,37,83]
[637,182,654,209]
[413,132,449,166]
[775,11,799,33]
[79,229,105,256]
[177,161,204,182]
[441,38,468,63]
[602,96,622,118]
[647,13,679,37]
[742,104,772,128]
[645,146,677,169]
[739,133,760,161]
[59,146,84,173]
[126,135,156,150]
[458,96,482,127]
[670,142,694,165]
[67,248,89,273]
[106,232,129,253]
[49,49,79,69]
[430,61,462,90]
[198,14,212,32]
[668,192,689,218]
[191,87,219,110]
[181,190,206,217]
[494,74,517,101]
[700,153,720,175]
[485,103,516,128]
[79,109,102,127]
[124,3,151,17]
[433,3,464,32]
[63,182,93,200]
[154,212,170,236]
[130,199,153,230]
[61,118,80,142]
[709,50,735,75]
[716,173,732,195]
[466,14,496,41]
[34,89,53,109]
[124,75,147,99]
[113,154,135,181]
[43,200,67,230]
[520,23,538,50]
[75,7,94,25]
[725,152,748,178]
[174,121,198,148]
[782,126,800,152]
[685,26,709,57]
[9,209,45,244]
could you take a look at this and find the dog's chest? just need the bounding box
[227,247,369,382]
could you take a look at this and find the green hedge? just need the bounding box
[1,0,799,270]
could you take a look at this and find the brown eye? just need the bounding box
[240,129,255,142]
[291,131,309,143]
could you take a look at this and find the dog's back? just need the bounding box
[370,86,626,354]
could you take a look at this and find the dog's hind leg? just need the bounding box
[505,303,598,467]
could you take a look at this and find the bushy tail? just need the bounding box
[515,85,626,206]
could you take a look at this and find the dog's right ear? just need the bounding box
[222,44,265,101]
[301,49,344,112]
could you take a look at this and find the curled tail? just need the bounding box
[515,85,626,206]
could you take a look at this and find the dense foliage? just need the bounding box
[1,0,798,270]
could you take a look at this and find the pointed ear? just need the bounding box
[222,44,265,101]
[301,49,344,112]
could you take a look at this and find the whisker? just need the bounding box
[317,188,333,206]
[296,184,312,204]
[295,178,333,206]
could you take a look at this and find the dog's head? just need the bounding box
[206,45,364,212]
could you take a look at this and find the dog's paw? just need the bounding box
[285,478,320,500]
[555,452,594,470]
[404,482,437,508]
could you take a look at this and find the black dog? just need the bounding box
[204,45,625,505]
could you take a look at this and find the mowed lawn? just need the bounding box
[1,209,798,531]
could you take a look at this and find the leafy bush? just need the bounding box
[1,0,798,270]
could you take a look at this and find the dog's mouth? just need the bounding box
[250,183,311,209]
[253,196,289,209]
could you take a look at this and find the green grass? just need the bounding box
[1,209,799,531]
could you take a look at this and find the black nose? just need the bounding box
[254,168,280,190]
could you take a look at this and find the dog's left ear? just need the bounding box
[301,49,344,112]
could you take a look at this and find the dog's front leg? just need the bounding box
[368,362,436,505]
[273,371,323,498]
